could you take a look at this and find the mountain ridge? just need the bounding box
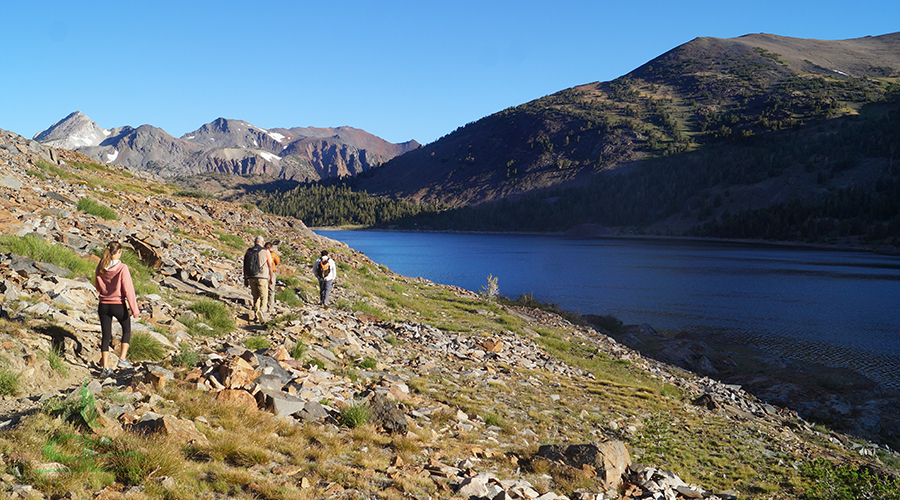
[34,112,420,183]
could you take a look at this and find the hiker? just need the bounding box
[243,235,274,323]
[265,240,281,313]
[313,250,337,306]
[93,241,140,378]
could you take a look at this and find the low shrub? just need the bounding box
[214,231,245,250]
[290,341,306,360]
[275,288,301,307]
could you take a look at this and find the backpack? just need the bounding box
[318,258,331,279]
[245,246,264,277]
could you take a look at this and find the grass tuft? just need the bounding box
[339,402,371,428]
[0,366,21,396]
[243,336,270,351]
[128,332,166,361]
[77,198,118,220]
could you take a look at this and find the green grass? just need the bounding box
[214,231,246,250]
[243,336,270,351]
[290,341,306,361]
[46,349,69,377]
[274,287,301,307]
[180,300,235,337]
[33,160,72,180]
[0,366,21,396]
[171,344,200,368]
[339,402,371,428]
[357,357,377,370]
[26,169,47,181]
[128,332,166,361]
[0,234,95,278]
[77,198,118,221]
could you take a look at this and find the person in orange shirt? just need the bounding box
[265,240,280,313]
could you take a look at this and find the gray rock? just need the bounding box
[367,393,407,435]
[0,175,22,190]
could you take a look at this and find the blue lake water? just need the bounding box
[316,230,900,389]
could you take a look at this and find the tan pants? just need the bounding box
[248,277,269,323]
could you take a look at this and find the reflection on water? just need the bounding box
[317,231,900,389]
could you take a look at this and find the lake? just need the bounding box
[316,230,900,390]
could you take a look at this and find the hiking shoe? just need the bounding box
[99,368,113,378]
[117,358,132,369]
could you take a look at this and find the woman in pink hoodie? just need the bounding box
[94,241,140,377]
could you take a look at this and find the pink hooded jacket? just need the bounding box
[94,261,140,317]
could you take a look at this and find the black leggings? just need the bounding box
[98,302,131,352]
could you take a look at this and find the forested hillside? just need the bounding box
[251,96,900,248]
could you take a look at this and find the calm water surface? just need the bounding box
[317,230,900,389]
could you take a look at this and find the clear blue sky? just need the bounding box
[1,1,896,145]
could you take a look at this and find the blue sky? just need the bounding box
[1,1,897,145]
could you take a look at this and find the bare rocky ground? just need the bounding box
[1,127,899,499]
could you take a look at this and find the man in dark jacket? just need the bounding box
[243,236,274,323]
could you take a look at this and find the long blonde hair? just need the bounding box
[96,241,122,276]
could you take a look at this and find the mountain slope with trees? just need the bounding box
[252,32,900,247]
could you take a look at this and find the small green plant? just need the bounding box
[243,336,271,351]
[357,357,377,370]
[46,348,70,377]
[637,412,673,464]
[33,160,71,179]
[174,190,214,199]
[0,366,21,396]
[77,198,118,220]
[128,332,166,361]
[339,401,371,428]
[480,273,499,300]
[171,344,201,368]
[483,412,504,427]
[290,341,307,361]
[384,335,399,346]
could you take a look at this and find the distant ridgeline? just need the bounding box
[253,98,900,247]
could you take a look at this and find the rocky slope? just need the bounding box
[34,112,420,183]
[1,128,899,498]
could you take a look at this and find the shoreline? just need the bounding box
[314,225,900,445]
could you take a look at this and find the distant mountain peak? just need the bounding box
[33,111,112,149]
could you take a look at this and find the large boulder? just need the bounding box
[536,441,631,489]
